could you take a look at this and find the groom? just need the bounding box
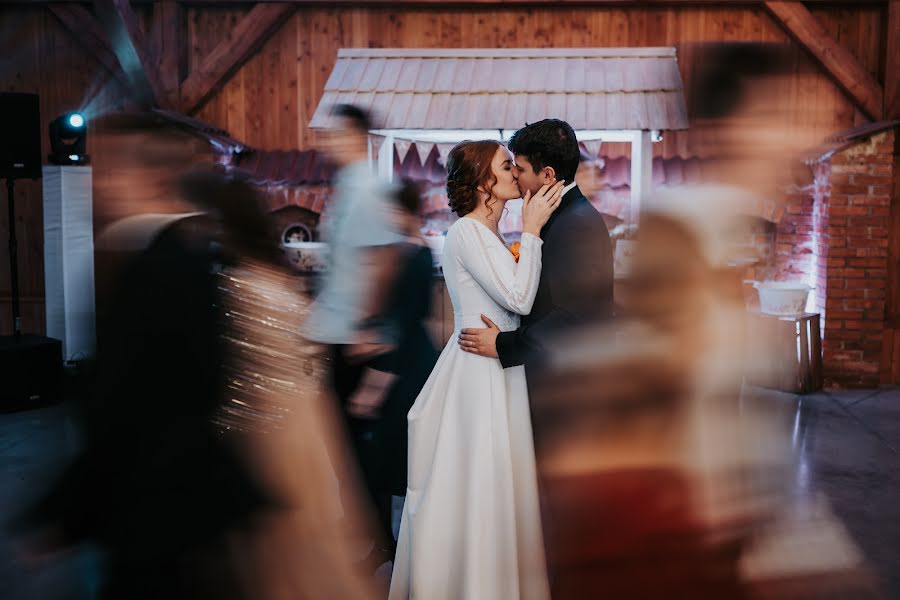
[458,118,614,373]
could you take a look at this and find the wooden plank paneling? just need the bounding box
[180,3,293,114]
[1,2,893,336]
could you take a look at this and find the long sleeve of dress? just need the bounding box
[455,219,543,316]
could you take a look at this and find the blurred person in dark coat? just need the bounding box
[15,113,267,600]
[14,114,378,600]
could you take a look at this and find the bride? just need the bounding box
[389,140,564,599]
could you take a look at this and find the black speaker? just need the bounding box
[0,92,42,180]
[0,335,63,410]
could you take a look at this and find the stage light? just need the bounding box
[49,112,89,165]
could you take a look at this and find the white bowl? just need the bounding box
[282,241,330,272]
[753,281,813,316]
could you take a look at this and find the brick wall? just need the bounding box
[814,130,895,387]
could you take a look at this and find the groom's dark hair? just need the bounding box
[508,119,580,183]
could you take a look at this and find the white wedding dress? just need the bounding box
[389,217,550,600]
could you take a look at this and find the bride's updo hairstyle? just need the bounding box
[446,140,502,217]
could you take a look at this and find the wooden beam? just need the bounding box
[886,1,900,119]
[765,1,884,120]
[149,1,183,108]
[180,3,294,115]
[94,0,165,107]
[47,3,129,89]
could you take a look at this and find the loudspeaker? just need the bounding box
[0,335,63,410]
[0,93,42,180]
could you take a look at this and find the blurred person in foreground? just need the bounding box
[529,43,882,599]
[301,103,406,565]
[346,180,440,554]
[14,113,376,600]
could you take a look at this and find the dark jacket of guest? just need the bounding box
[367,243,439,496]
[24,220,268,600]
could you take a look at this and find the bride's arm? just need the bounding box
[456,220,543,315]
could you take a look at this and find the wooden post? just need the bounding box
[377,133,395,182]
[630,130,652,225]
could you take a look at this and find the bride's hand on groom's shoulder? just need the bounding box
[522,180,565,236]
[458,314,500,358]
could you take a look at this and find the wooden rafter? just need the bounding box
[149,1,183,108]
[886,1,900,119]
[47,3,129,89]
[179,3,294,114]
[765,1,884,120]
[94,0,166,107]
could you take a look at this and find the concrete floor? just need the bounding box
[1,386,899,598]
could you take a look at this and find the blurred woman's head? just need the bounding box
[179,167,279,264]
[392,179,424,237]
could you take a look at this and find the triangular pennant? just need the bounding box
[414,142,435,166]
[368,134,386,157]
[436,143,454,165]
[582,139,602,159]
[395,139,412,164]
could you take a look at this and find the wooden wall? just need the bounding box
[0,2,890,335]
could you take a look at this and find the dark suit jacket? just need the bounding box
[495,185,613,371]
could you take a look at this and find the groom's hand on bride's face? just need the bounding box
[458,315,500,358]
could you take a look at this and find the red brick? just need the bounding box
[852,175,891,185]
[854,247,888,257]
[850,196,890,207]
[860,320,884,330]
[786,205,813,215]
[847,258,886,268]
[864,310,885,321]
[866,269,889,279]
[830,183,868,195]
[844,299,884,309]
[846,226,871,237]
[871,207,890,216]
[827,310,863,319]
[870,186,893,195]
[825,196,850,207]
[843,320,863,330]
[828,288,866,298]
[848,216,888,227]
[830,164,871,175]
[828,206,869,216]
[827,267,866,278]
[848,237,889,248]
[865,289,886,299]
[825,247,853,257]
[830,173,852,185]
[846,278,886,289]
[827,330,864,341]
[871,165,892,176]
